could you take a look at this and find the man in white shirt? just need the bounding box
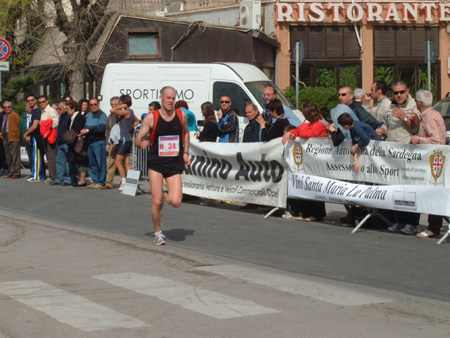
[364,81,391,122]
[38,95,59,183]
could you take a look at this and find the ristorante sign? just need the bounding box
[275,2,450,23]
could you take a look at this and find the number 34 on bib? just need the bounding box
[159,135,180,156]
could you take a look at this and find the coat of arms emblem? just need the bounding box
[430,150,445,182]
[292,141,303,168]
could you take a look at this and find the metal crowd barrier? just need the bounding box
[131,127,149,180]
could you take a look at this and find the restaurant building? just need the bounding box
[273,1,450,98]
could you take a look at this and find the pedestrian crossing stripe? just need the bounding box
[93,272,280,319]
[0,280,149,331]
[195,264,394,306]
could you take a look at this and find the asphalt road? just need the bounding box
[1,172,450,337]
[1,171,449,303]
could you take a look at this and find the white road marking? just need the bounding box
[93,272,280,319]
[0,280,148,331]
[195,265,394,306]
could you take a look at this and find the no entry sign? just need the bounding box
[0,39,11,61]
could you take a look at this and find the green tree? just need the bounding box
[0,0,47,69]
[339,67,357,89]
[285,86,338,120]
[52,0,110,100]
[317,68,335,88]
[375,66,393,87]
[2,72,41,102]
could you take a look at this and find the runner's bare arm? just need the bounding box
[135,113,153,149]
[131,114,140,129]
[182,111,191,166]
[110,104,130,118]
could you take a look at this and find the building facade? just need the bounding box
[274,1,450,98]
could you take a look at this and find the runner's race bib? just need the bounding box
[159,135,180,156]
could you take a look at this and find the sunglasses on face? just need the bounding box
[3,106,11,109]
[90,103,98,106]
[27,99,35,102]
[38,100,46,104]
[220,101,230,104]
[338,93,347,97]
[393,90,406,95]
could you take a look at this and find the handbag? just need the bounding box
[109,123,120,146]
[74,137,88,159]
[63,130,78,145]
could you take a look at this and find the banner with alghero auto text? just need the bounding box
[182,138,287,207]
[288,174,450,216]
[284,138,449,187]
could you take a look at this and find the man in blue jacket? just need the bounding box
[339,86,380,130]
[79,98,107,188]
[217,95,239,143]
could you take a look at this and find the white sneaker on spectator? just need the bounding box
[388,223,404,232]
[154,231,166,245]
[401,224,418,235]
[417,230,439,238]
[118,184,125,192]
[282,211,296,219]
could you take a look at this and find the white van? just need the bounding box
[99,62,303,137]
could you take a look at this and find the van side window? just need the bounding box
[213,82,252,117]
[128,32,160,58]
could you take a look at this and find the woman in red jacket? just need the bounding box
[283,101,327,222]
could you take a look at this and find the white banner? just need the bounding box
[288,174,450,217]
[182,139,287,208]
[285,138,450,187]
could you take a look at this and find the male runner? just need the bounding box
[135,86,190,245]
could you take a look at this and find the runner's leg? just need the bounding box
[149,169,164,233]
[115,154,126,180]
[165,174,183,208]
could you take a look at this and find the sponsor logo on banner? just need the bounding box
[182,139,288,207]
[292,141,303,168]
[393,191,417,211]
[430,150,445,182]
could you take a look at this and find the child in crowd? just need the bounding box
[282,102,327,222]
[337,112,377,173]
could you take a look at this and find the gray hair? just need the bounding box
[2,101,13,108]
[415,90,433,107]
[354,88,365,100]
[110,96,119,102]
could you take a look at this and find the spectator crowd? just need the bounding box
[0,81,447,240]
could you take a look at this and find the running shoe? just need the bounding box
[401,224,418,235]
[417,230,439,238]
[282,211,296,219]
[388,223,404,232]
[154,231,166,245]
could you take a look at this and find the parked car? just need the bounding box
[432,96,450,144]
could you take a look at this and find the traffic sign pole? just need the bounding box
[0,38,11,100]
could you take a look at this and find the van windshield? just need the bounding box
[245,81,294,109]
